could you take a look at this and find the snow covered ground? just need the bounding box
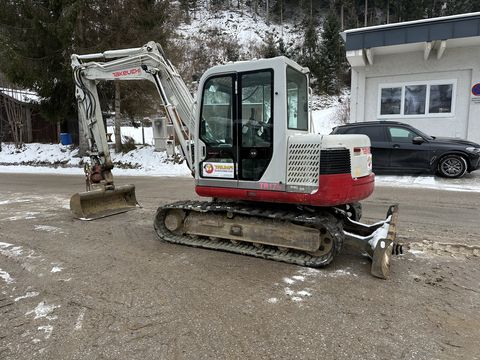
[106,126,154,146]
[311,106,342,134]
[0,142,190,177]
[376,173,480,192]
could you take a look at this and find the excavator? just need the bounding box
[70,41,400,279]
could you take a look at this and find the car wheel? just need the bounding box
[437,154,467,178]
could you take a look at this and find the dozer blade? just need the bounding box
[70,184,138,220]
[343,204,400,279]
[371,205,398,279]
[371,238,394,279]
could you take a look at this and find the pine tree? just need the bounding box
[444,0,480,15]
[262,34,280,58]
[299,19,320,82]
[317,10,347,95]
[0,0,172,143]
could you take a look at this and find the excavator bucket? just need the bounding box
[343,205,400,279]
[70,184,138,220]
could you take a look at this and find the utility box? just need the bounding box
[152,117,174,152]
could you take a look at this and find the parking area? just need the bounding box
[0,173,479,359]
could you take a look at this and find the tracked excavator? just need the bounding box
[70,41,400,279]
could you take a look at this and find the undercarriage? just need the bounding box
[154,201,400,278]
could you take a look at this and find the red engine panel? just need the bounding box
[195,173,375,207]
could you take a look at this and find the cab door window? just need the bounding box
[200,75,234,148]
[239,70,273,181]
[199,75,236,179]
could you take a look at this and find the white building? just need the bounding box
[343,12,480,143]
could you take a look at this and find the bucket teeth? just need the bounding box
[70,184,138,220]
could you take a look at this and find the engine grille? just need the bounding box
[320,149,351,175]
[286,142,321,187]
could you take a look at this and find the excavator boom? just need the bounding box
[71,42,195,219]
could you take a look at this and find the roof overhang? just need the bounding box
[342,12,480,52]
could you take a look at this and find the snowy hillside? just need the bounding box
[176,5,303,53]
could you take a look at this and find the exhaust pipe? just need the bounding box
[70,184,139,220]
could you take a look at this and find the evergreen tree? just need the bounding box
[262,34,280,58]
[317,10,347,95]
[0,0,172,141]
[444,0,480,15]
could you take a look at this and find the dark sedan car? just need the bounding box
[331,121,480,178]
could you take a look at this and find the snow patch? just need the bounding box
[296,290,312,297]
[408,249,425,256]
[3,211,39,221]
[376,173,480,193]
[26,301,60,320]
[0,199,31,205]
[38,325,53,339]
[0,242,23,258]
[291,296,303,302]
[284,287,294,296]
[267,297,278,304]
[50,266,62,273]
[283,277,295,285]
[15,291,40,302]
[291,275,305,281]
[74,308,86,330]
[34,225,63,234]
[0,268,14,284]
[312,107,340,134]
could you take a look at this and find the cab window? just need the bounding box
[200,75,234,147]
[287,67,308,131]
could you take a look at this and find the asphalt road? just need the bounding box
[0,173,479,360]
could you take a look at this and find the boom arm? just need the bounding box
[72,41,195,190]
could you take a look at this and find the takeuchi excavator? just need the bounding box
[70,41,401,278]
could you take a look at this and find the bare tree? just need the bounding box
[0,93,29,149]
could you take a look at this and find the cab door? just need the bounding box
[237,70,274,181]
[199,74,237,183]
[198,70,274,185]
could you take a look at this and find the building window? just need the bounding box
[429,84,453,113]
[378,80,455,118]
[380,87,401,115]
[404,85,426,115]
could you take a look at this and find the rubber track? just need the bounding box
[154,200,344,268]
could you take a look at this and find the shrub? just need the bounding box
[121,136,137,153]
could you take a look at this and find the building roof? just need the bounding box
[342,12,480,51]
[0,87,40,104]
